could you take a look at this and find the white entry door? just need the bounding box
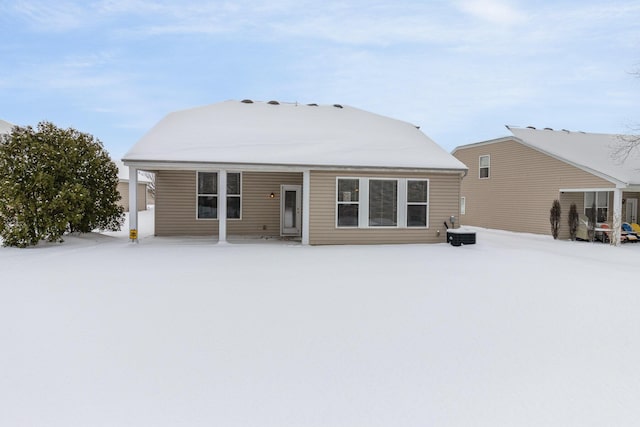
[626,198,638,223]
[281,185,302,236]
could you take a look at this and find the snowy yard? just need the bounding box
[1,209,639,426]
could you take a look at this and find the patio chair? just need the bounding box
[622,223,639,242]
[631,223,640,234]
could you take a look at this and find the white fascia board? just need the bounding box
[559,187,616,193]
[122,160,466,175]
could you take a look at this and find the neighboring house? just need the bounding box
[123,100,467,244]
[452,126,640,243]
[0,119,13,135]
[115,160,152,212]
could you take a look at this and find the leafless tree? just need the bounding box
[141,171,156,199]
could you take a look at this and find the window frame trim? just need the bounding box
[479,155,490,179]
[196,171,243,221]
[335,178,361,228]
[406,179,429,228]
[335,176,430,230]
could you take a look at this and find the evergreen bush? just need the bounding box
[550,199,561,239]
[0,122,124,247]
[568,203,579,241]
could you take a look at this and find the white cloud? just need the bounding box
[10,0,87,31]
[455,0,526,25]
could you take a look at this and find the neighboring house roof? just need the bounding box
[115,160,152,183]
[453,126,640,186]
[0,119,13,135]
[124,100,467,171]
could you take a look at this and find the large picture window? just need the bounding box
[369,179,398,227]
[584,191,608,223]
[197,172,242,219]
[336,177,429,229]
[479,155,490,179]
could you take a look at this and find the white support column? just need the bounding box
[302,170,310,245]
[128,166,139,242]
[611,188,622,247]
[218,169,227,244]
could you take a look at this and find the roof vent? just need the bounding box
[241,99,253,104]
[267,100,280,105]
[562,129,570,132]
[526,126,536,129]
[544,127,553,131]
[333,104,343,109]
[307,103,318,107]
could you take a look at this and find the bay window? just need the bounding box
[336,177,429,228]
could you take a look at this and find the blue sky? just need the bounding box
[1,0,639,159]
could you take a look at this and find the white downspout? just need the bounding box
[218,169,227,244]
[128,166,138,242]
[302,170,310,245]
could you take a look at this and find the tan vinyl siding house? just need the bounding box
[123,100,467,245]
[0,119,13,135]
[453,127,640,243]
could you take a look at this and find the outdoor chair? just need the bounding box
[622,223,639,242]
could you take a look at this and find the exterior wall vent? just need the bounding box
[267,100,280,105]
[241,99,253,104]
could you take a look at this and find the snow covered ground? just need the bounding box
[1,209,639,426]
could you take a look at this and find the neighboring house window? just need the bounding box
[336,177,429,228]
[584,191,608,223]
[337,178,359,227]
[369,179,398,227]
[407,180,429,227]
[197,172,242,219]
[479,155,490,179]
[460,196,466,215]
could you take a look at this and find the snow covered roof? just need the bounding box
[124,100,466,171]
[507,127,640,186]
[0,119,13,135]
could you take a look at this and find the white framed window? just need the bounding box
[336,177,429,229]
[197,172,217,219]
[197,171,242,220]
[460,196,466,215]
[226,172,242,219]
[337,178,360,227]
[369,179,398,227]
[479,155,490,179]
[584,191,608,223]
[407,180,429,227]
